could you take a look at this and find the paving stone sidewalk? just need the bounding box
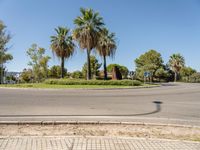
[0,136,199,150]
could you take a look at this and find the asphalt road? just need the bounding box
[0,83,200,126]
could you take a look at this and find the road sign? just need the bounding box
[144,71,151,77]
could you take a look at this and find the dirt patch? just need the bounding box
[0,124,200,141]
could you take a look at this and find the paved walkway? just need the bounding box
[0,136,199,150]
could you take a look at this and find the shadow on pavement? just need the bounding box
[0,101,163,117]
[160,83,178,86]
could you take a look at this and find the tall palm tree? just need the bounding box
[169,54,185,82]
[96,28,117,80]
[73,8,104,80]
[50,27,75,78]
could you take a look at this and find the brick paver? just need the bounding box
[0,136,199,150]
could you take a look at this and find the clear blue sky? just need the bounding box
[0,0,200,72]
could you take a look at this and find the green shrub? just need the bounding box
[44,79,142,86]
[189,73,200,83]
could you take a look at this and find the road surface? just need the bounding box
[0,83,200,125]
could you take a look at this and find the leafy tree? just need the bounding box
[180,66,196,82]
[71,70,83,79]
[168,53,185,82]
[20,68,33,83]
[82,55,102,79]
[73,8,104,80]
[107,64,129,79]
[48,65,66,78]
[96,28,117,80]
[40,56,50,79]
[0,21,13,84]
[135,50,164,81]
[27,44,50,82]
[49,65,67,78]
[155,67,170,82]
[6,75,17,82]
[51,27,75,78]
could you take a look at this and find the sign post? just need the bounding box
[144,71,151,84]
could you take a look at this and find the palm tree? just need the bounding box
[50,27,75,78]
[169,54,185,82]
[96,28,117,80]
[73,8,104,80]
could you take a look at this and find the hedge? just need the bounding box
[188,73,200,83]
[44,79,142,86]
[181,73,200,83]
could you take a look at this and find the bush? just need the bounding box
[44,79,142,86]
[70,71,83,79]
[188,73,200,83]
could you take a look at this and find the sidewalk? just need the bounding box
[0,136,199,150]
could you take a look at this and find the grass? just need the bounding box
[0,79,160,89]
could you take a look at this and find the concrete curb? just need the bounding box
[0,85,161,91]
[0,120,199,128]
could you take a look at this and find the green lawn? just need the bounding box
[0,83,158,89]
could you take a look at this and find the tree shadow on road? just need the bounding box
[0,101,163,117]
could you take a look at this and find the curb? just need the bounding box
[0,85,161,91]
[0,121,199,128]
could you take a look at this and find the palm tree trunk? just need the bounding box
[103,55,107,80]
[61,57,65,78]
[174,72,177,82]
[87,49,91,80]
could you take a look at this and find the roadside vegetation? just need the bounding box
[0,83,150,89]
[44,79,142,86]
[0,8,199,88]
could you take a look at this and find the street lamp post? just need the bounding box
[0,63,3,84]
[0,55,3,84]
